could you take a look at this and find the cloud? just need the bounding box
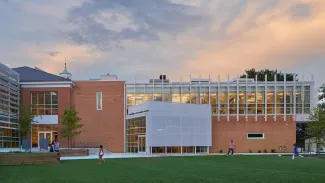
[64,0,210,51]
[1,0,325,86]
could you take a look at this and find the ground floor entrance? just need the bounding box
[32,125,58,149]
[138,135,146,153]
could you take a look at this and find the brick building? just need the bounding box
[1,63,317,154]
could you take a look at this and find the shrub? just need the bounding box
[258,150,262,153]
[219,150,223,153]
[249,149,252,153]
[271,149,276,153]
[263,149,268,153]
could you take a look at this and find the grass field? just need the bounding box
[1,155,325,183]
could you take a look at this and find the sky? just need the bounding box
[1,0,325,86]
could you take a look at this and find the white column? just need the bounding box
[274,74,277,122]
[255,75,257,121]
[236,75,239,121]
[208,75,211,105]
[162,76,164,102]
[8,74,11,126]
[301,75,305,114]
[134,77,136,105]
[293,74,296,121]
[284,74,287,121]
[227,75,230,121]
[265,75,267,121]
[218,75,220,122]
[190,75,192,104]
[180,77,183,103]
[245,75,248,121]
[152,76,155,100]
[199,75,201,104]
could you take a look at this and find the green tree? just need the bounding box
[240,68,297,81]
[18,105,38,151]
[307,106,325,153]
[61,106,83,149]
[319,84,325,110]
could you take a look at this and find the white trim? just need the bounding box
[284,74,287,121]
[20,81,74,88]
[124,84,126,153]
[264,74,267,121]
[247,133,265,140]
[96,92,103,110]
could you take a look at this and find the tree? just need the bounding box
[307,106,325,153]
[18,105,38,151]
[319,84,325,111]
[240,68,298,81]
[61,106,83,149]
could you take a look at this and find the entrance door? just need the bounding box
[38,132,52,149]
[138,135,146,153]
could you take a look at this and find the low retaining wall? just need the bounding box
[0,153,60,166]
[59,149,89,157]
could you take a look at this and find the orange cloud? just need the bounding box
[186,0,325,80]
[24,44,101,75]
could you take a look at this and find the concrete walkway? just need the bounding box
[60,152,314,161]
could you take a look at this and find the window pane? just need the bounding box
[52,93,58,104]
[38,93,45,105]
[31,93,37,104]
[45,93,51,105]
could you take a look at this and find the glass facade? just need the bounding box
[125,79,313,117]
[125,116,146,153]
[31,91,58,115]
[0,63,20,149]
[31,125,58,148]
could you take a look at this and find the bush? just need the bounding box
[263,149,268,153]
[249,149,252,153]
[271,149,276,153]
[258,150,262,153]
[219,150,223,153]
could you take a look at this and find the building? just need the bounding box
[126,101,212,154]
[125,75,317,153]
[0,62,20,149]
[1,63,317,154]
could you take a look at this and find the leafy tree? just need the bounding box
[240,68,297,81]
[18,105,38,152]
[307,106,325,153]
[319,84,325,111]
[61,106,83,149]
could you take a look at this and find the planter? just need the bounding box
[59,149,89,157]
[0,152,60,166]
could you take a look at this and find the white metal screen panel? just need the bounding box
[148,112,212,147]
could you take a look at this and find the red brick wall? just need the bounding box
[71,81,125,153]
[210,115,296,153]
[20,87,72,146]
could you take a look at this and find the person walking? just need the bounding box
[227,140,235,156]
[54,139,60,152]
[98,145,106,164]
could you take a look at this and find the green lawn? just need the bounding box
[1,155,325,183]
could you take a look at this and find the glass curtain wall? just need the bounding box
[125,116,146,153]
[126,81,312,116]
[0,63,20,149]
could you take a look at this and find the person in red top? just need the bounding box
[98,145,106,164]
[227,140,235,156]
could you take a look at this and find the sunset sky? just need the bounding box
[1,0,324,86]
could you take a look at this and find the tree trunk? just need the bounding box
[68,136,70,149]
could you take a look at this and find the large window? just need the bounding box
[31,92,58,115]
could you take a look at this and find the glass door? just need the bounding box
[138,135,146,153]
[38,132,52,149]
